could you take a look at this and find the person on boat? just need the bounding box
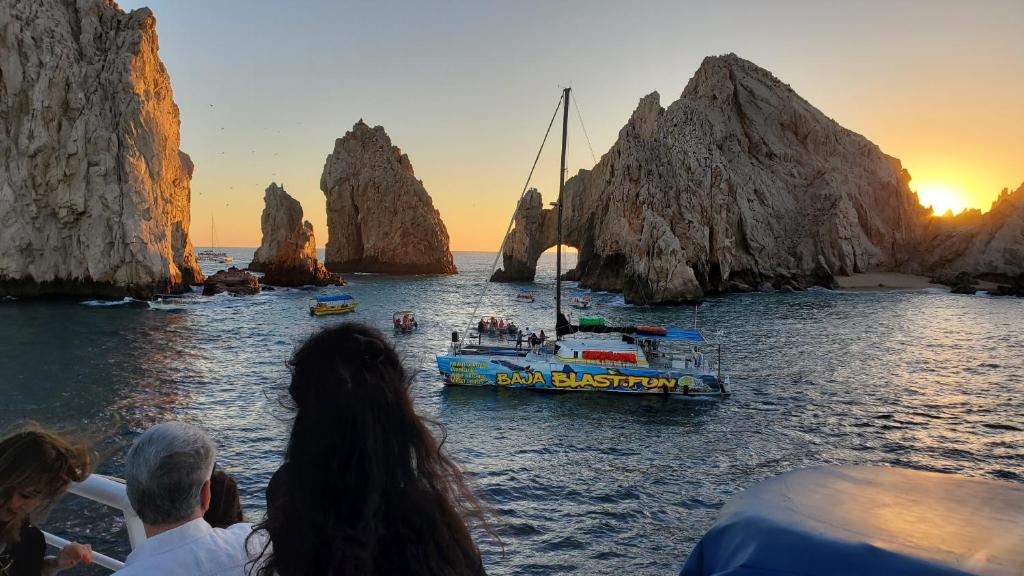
[117,421,263,575]
[528,332,538,348]
[515,331,524,351]
[248,323,491,576]
[497,319,504,330]
[477,319,485,334]
[538,330,546,343]
[0,426,94,576]
[204,467,244,529]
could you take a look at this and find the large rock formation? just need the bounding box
[0,0,203,298]
[249,183,341,286]
[321,121,456,274]
[494,54,930,302]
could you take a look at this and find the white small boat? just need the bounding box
[393,310,418,334]
[515,290,536,303]
[570,293,592,309]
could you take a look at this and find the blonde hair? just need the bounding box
[0,425,93,542]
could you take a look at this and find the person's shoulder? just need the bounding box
[211,522,255,542]
[19,521,45,554]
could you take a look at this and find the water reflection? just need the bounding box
[1,250,1022,575]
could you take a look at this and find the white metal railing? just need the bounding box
[42,474,145,572]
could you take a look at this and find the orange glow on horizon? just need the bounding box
[914,182,972,217]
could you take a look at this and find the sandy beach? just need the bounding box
[835,272,947,291]
[836,272,1004,292]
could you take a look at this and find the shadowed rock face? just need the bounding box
[0,0,203,298]
[919,183,1024,284]
[320,121,456,275]
[494,54,931,303]
[249,183,341,286]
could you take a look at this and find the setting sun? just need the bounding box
[915,182,971,216]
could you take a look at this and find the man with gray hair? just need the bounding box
[116,422,260,575]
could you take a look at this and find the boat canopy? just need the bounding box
[681,465,1024,576]
[562,320,708,344]
[636,327,706,343]
[316,294,353,303]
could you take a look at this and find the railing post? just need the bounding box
[68,475,147,550]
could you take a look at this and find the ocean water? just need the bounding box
[1,250,1022,575]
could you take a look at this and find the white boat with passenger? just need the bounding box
[437,87,728,398]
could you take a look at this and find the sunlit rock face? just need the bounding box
[0,0,203,298]
[920,183,1024,282]
[495,54,929,302]
[249,183,340,286]
[320,121,457,275]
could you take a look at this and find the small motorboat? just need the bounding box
[310,294,357,316]
[515,290,536,303]
[570,293,592,309]
[392,310,418,334]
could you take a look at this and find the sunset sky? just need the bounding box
[119,0,1023,250]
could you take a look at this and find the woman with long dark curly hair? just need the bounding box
[0,426,94,575]
[249,322,490,576]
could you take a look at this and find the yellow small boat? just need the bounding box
[309,294,357,316]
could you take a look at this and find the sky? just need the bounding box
[117,0,1024,250]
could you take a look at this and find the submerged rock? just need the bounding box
[203,267,259,296]
[249,183,341,287]
[320,121,457,275]
[0,0,203,299]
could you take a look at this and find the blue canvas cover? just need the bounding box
[639,328,706,343]
[681,465,1023,576]
[316,294,352,303]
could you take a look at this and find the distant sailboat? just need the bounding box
[196,216,233,263]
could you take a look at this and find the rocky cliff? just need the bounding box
[249,183,340,286]
[321,121,456,275]
[919,183,1024,282]
[494,54,930,302]
[0,0,203,298]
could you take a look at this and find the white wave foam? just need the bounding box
[80,297,137,307]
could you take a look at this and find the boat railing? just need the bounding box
[40,474,144,572]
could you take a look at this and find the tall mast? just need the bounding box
[556,87,570,339]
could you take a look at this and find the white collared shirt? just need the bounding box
[115,518,264,576]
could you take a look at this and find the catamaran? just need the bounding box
[436,88,728,398]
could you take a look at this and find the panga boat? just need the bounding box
[515,290,536,303]
[309,294,357,316]
[437,87,728,399]
[393,310,418,334]
[570,293,592,309]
